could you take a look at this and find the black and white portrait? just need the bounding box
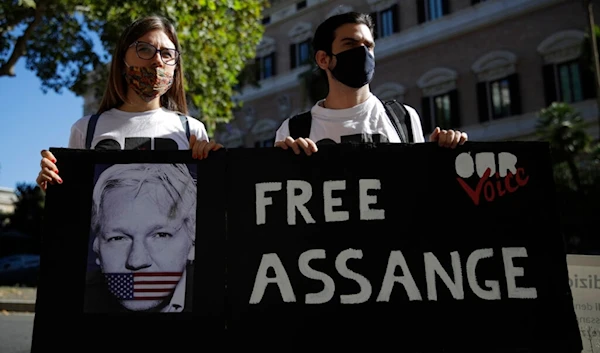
[83,163,197,313]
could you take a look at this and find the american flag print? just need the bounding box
[104,272,182,300]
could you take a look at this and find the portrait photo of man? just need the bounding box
[83,163,197,313]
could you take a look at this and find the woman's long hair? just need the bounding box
[96,15,188,115]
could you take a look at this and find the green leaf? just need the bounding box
[1,0,268,137]
[18,0,36,8]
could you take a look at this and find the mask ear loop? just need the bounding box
[326,51,337,72]
[122,60,131,78]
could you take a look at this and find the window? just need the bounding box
[417,68,460,134]
[472,50,521,122]
[489,78,512,119]
[288,22,313,70]
[296,1,306,10]
[538,30,595,106]
[417,0,449,23]
[421,91,459,132]
[427,0,443,20]
[475,74,520,122]
[557,60,583,103]
[542,60,592,105]
[369,2,399,39]
[255,37,277,80]
[290,39,311,69]
[433,93,452,129]
[262,16,271,25]
[256,53,276,80]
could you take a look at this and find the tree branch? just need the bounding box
[0,2,46,77]
[0,7,35,36]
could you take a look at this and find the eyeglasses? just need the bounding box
[128,41,180,66]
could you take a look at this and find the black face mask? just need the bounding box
[329,45,375,89]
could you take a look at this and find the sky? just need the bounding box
[0,25,105,191]
[0,61,84,190]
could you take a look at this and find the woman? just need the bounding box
[35,15,221,190]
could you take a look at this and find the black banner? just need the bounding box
[31,142,582,353]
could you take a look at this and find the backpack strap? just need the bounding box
[85,113,101,149]
[288,111,312,140]
[178,113,191,140]
[381,99,413,143]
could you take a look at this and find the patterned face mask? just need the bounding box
[124,65,174,102]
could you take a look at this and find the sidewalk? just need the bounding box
[0,286,36,313]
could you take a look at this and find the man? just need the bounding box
[275,12,467,155]
[84,163,196,313]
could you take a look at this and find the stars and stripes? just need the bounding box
[105,272,182,300]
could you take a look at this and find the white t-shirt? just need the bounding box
[275,94,425,145]
[68,107,209,150]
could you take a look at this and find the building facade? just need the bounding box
[0,187,16,215]
[216,0,600,148]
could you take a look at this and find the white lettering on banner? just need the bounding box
[323,181,349,223]
[359,179,385,220]
[255,179,385,225]
[377,250,423,302]
[255,182,282,225]
[287,180,316,226]
[455,152,518,178]
[425,251,464,300]
[335,249,372,304]
[249,247,538,304]
[249,253,296,304]
[299,250,335,304]
[502,247,538,299]
[467,249,501,300]
[454,151,529,205]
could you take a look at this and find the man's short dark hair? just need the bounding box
[312,11,374,59]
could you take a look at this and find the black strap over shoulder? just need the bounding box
[381,99,413,143]
[177,113,191,141]
[288,111,312,140]
[85,113,101,149]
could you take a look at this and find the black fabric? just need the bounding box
[32,143,582,352]
[223,143,580,353]
[382,99,413,143]
[84,113,100,149]
[288,110,312,140]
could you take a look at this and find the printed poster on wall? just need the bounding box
[568,254,600,353]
